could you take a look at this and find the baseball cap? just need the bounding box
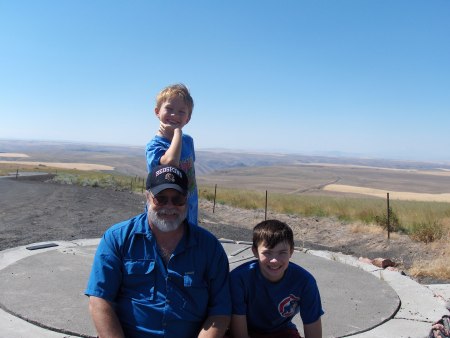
[146,165,188,196]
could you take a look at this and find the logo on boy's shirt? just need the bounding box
[278,294,300,317]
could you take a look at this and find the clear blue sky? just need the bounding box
[1,1,449,162]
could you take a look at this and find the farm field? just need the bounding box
[198,164,450,202]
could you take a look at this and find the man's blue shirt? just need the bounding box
[85,213,231,338]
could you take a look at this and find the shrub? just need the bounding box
[200,188,218,202]
[409,220,444,243]
[374,207,402,232]
[52,174,78,185]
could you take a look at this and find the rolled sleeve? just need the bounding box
[85,233,123,302]
[207,241,232,316]
[145,138,168,172]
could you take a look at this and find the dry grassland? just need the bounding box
[0,160,114,171]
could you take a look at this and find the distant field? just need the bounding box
[2,140,450,202]
[0,160,114,171]
[0,140,147,176]
[197,165,450,203]
[324,184,450,203]
[0,153,29,158]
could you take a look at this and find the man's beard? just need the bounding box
[147,205,187,232]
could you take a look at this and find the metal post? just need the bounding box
[265,190,268,220]
[387,192,390,240]
[15,169,19,179]
[213,184,217,213]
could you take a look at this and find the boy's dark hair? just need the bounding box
[252,220,294,250]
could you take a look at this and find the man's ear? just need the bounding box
[154,107,160,118]
[144,190,152,204]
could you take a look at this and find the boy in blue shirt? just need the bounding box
[230,220,324,338]
[145,83,198,225]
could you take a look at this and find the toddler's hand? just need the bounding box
[159,123,182,140]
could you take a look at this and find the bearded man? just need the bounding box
[85,165,231,338]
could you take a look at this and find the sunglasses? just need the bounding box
[150,193,187,207]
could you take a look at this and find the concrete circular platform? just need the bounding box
[0,239,406,338]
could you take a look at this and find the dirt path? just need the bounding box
[0,175,446,284]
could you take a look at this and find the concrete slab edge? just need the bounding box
[304,248,449,337]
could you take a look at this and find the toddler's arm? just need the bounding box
[158,127,182,166]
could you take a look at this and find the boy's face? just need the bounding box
[155,96,191,128]
[252,241,293,282]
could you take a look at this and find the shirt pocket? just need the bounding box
[181,273,209,316]
[122,259,155,292]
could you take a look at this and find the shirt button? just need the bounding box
[167,299,171,303]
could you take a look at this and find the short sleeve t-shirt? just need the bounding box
[230,260,324,333]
